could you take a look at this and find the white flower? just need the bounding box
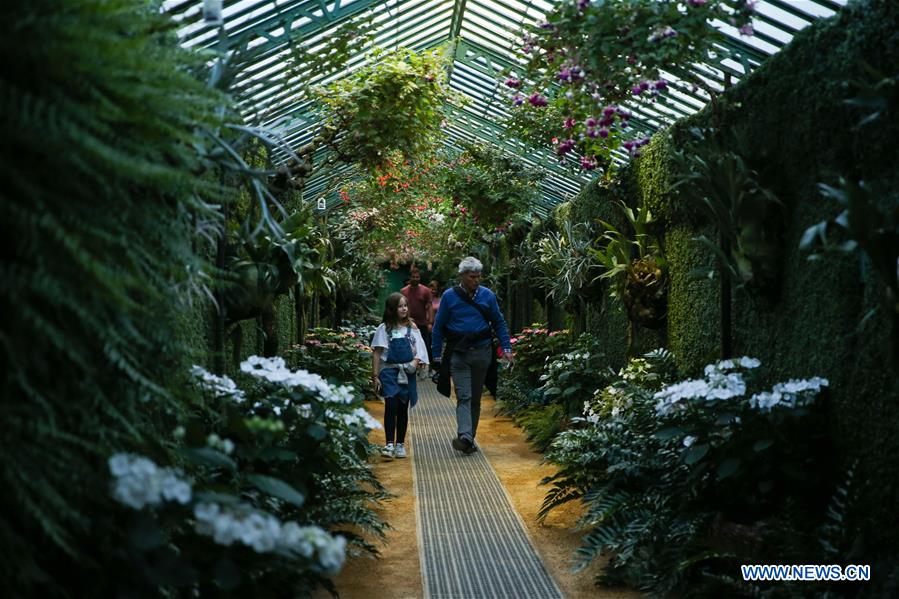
[190,365,246,403]
[108,453,192,509]
[193,502,346,570]
[683,435,697,447]
[749,377,828,411]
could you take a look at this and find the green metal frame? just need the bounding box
[165,0,848,212]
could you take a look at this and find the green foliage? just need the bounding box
[285,327,375,400]
[530,220,605,302]
[543,354,834,594]
[671,127,785,292]
[539,333,612,415]
[800,177,899,369]
[315,46,459,170]
[507,325,572,387]
[516,404,567,453]
[98,358,388,595]
[441,140,544,230]
[592,201,668,328]
[496,375,545,417]
[506,0,755,170]
[224,205,335,326]
[0,0,228,591]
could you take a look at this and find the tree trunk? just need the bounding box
[262,306,278,357]
[720,232,733,359]
[296,284,306,345]
[212,235,226,374]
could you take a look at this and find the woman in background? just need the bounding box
[426,280,442,377]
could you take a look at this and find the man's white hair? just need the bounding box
[458,256,483,274]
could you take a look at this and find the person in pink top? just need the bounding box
[400,267,433,378]
[426,279,442,375]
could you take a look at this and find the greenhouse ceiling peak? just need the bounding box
[166,0,848,213]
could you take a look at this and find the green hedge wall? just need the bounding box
[567,0,899,546]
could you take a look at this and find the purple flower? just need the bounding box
[602,105,616,117]
[563,117,576,129]
[739,23,754,36]
[581,156,597,171]
[538,21,554,30]
[556,139,575,155]
[599,117,614,128]
[585,117,597,127]
[623,140,635,150]
[639,81,650,92]
[654,79,668,90]
[598,127,609,138]
[632,85,642,96]
[688,0,707,6]
[638,137,651,147]
[586,128,598,138]
[557,68,571,82]
[528,93,548,107]
[626,55,637,65]
[578,0,590,9]
[504,78,522,89]
[512,95,524,106]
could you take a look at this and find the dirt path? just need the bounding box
[324,394,635,599]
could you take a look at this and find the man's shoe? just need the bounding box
[451,436,472,452]
[463,442,478,455]
[395,443,407,458]
[381,443,395,459]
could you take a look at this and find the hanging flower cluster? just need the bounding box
[505,0,757,172]
[337,146,543,267]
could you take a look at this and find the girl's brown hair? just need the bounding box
[382,292,413,331]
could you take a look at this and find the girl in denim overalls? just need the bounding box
[371,292,429,459]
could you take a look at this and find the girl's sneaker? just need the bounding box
[394,443,407,458]
[381,443,395,459]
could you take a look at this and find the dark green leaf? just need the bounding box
[181,447,237,471]
[683,444,709,465]
[716,458,741,480]
[246,474,306,507]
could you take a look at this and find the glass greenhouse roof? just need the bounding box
[164,0,848,215]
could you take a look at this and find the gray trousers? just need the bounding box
[450,344,493,442]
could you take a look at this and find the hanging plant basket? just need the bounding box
[623,257,668,329]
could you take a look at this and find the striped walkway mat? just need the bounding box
[410,380,564,599]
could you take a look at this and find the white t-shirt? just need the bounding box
[371,324,429,365]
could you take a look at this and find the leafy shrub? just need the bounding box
[286,327,374,398]
[516,404,567,453]
[542,353,833,595]
[98,357,388,596]
[508,325,572,387]
[539,333,613,416]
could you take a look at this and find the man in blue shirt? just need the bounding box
[432,257,514,454]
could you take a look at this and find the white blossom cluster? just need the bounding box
[654,357,760,416]
[749,377,829,411]
[190,365,246,403]
[206,433,235,455]
[540,351,590,387]
[240,356,355,404]
[108,453,192,509]
[193,502,346,572]
[327,407,383,431]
